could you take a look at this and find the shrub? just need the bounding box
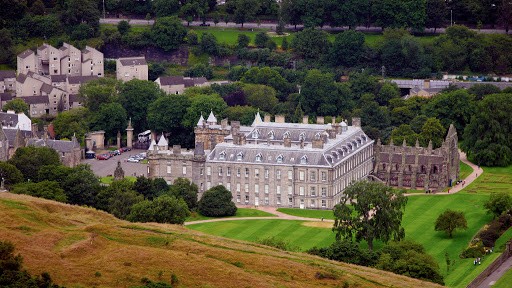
[256,236,299,251]
[197,185,237,217]
[461,240,485,258]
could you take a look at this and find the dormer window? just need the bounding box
[255,153,262,162]
[300,155,307,164]
[353,140,358,148]
[299,132,306,141]
[268,130,275,140]
[219,151,226,160]
[315,132,321,139]
[237,152,243,161]
[276,154,284,163]
[283,131,290,138]
[252,129,259,139]
[361,135,367,142]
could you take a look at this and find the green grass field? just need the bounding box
[460,161,474,180]
[100,176,137,184]
[493,262,512,288]
[464,166,512,194]
[186,208,276,222]
[276,208,334,219]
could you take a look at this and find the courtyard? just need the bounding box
[82,149,148,177]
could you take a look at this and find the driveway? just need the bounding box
[82,149,148,177]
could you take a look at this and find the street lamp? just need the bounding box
[450,9,453,26]
[103,0,106,19]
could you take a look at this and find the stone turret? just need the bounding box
[126,118,134,149]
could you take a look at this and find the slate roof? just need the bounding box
[69,94,80,103]
[3,128,32,147]
[18,49,34,59]
[0,112,19,127]
[19,96,49,104]
[41,83,54,94]
[50,75,67,83]
[0,93,14,102]
[68,75,98,84]
[27,138,80,153]
[0,70,15,80]
[158,76,185,86]
[119,57,147,66]
[17,73,28,84]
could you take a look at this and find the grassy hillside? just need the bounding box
[0,193,441,288]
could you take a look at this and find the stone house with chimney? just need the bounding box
[0,71,16,93]
[116,57,148,82]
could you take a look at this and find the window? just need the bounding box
[299,132,306,141]
[237,152,243,161]
[283,131,290,138]
[311,199,316,207]
[268,130,275,140]
[226,183,231,191]
[321,187,327,197]
[264,197,269,205]
[182,166,187,175]
[265,184,269,194]
[321,171,327,181]
[245,168,249,177]
[245,184,249,192]
[289,197,293,204]
[255,168,259,177]
[167,165,172,174]
[299,187,304,196]
[300,155,307,164]
[245,195,249,203]
[276,170,281,179]
[299,171,305,181]
[207,182,211,190]
[288,170,293,180]
[276,154,284,163]
[237,168,240,177]
[255,184,259,193]
[288,186,292,195]
[310,187,316,196]
[236,195,240,203]
[219,151,226,160]
[276,185,281,194]
[236,183,241,192]
[207,166,211,176]
[321,200,326,208]
[252,129,259,139]
[265,169,269,179]
[277,197,281,205]
[227,167,231,176]
[255,153,262,162]
[310,171,316,181]
[218,167,223,176]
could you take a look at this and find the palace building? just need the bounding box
[148,112,374,209]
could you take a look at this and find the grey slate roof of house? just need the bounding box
[3,128,32,147]
[50,75,67,83]
[453,81,512,90]
[69,94,80,103]
[27,138,80,153]
[68,75,98,84]
[41,83,54,94]
[19,96,49,104]
[0,93,14,102]
[0,112,19,127]
[18,49,34,59]
[119,57,147,66]
[158,76,184,86]
[0,70,16,80]
[17,73,28,84]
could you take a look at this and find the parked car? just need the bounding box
[85,151,96,159]
[96,154,110,160]
[127,157,139,163]
[120,147,131,152]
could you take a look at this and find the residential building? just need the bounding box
[66,75,98,95]
[155,76,209,95]
[17,49,38,75]
[0,71,16,93]
[116,57,148,82]
[27,136,82,167]
[148,113,375,209]
[19,96,50,117]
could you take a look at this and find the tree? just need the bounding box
[0,28,14,65]
[127,195,190,224]
[91,103,127,140]
[12,181,67,202]
[484,192,512,218]
[168,178,199,210]
[52,107,90,141]
[62,164,101,206]
[329,30,365,67]
[307,239,379,267]
[8,147,60,181]
[435,209,468,238]
[425,0,446,32]
[117,20,130,35]
[186,30,198,45]
[0,0,27,28]
[148,94,191,135]
[151,16,187,51]
[233,0,260,27]
[198,185,237,217]
[333,181,407,251]
[182,94,228,128]
[462,93,512,166]
[148,62,166,81]
[119,79,163,132]
[281,37,289,50]
[61,0,100,31]
[242,84,278,113]
[291,28,329,60]
[37,165,72,184]
[30,0,46,15]
[372,0,426,30]
[2,98,29,115]
[237,34,250,49]
[199,32,219,55]
[152,0,180,17]
[224,105,258,125]
[299,69,339,115]
[98,179,145,219]
[79,77,120,112]
[467,84,501,101]
[0,162,23,188]
[254,32,271,48]
[281,0,302,29]
[498,0,512,34]
[420,117,446,149]
[213,11,220,26]
[391,124,418,145]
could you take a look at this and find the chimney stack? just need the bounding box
[312,135,324,149]
[173,145,181,154]
[327,129,336,139]
[275,115,285,123]
[316,116,324,124]
[194,142,205,155]
[302,115,309,124]
[264,114,271,122]
[283,134,291,147]
[221,118,228,129]
[352,117,361,127]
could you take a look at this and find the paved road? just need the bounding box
[477,256,512,288]
[99,18,510,34]
[82,149,148,178]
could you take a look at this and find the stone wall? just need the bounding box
[467,241,512,288]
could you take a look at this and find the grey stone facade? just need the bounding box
[148,113,374,209]
[373,124,459,191]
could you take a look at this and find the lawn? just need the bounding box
[463,165,512,194]
[100,176,137,184]
[192,27,293,47]
[186,208,276,222]
[276,208,334,219]
[459,161,474,180]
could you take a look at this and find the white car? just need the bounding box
[127,158,139,163]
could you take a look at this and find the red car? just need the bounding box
[96,153,111,160]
